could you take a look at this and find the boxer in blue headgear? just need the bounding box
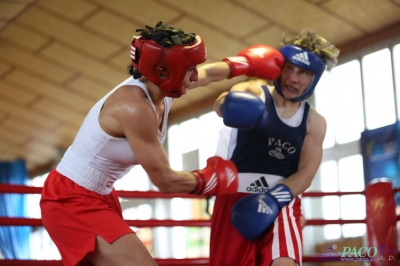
[273,30,339,102]
[274,45,326,101]
[211,29,340,266]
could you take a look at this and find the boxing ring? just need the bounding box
[0,180,399,266]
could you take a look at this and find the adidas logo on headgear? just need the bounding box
[292,52,310,65]
[246,176,269,193]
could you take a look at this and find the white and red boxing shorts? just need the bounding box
[209,183,303,265]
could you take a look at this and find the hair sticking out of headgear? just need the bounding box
[130,21,207,98]
[282,29,340,70]
[274,29,339,101]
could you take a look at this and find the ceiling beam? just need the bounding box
[338,21,400,57]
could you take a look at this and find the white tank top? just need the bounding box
[56,77,173,195]
[261,86,305,127]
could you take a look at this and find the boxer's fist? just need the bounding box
[223,44,284,80]
[231,184,293,240]
[231,193,280,240]
[191,156,238,196]
[221,91,267,129]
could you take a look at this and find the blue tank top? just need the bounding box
[230,86,310,178]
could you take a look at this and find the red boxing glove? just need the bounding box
[191,156,238,196]
[223,44,284,80]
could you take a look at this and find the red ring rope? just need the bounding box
[0,183,398,265]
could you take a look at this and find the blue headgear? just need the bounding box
[274,45,326,102]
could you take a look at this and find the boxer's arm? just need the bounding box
[282,109,327,197]
[190,44,283,90]
[214,80,263,117]
[122,99,196,193]
[190,156,238,196]
[223,44,284,80]
[189,61,232,89]
[99,86,195,193]
[104,86,239,195]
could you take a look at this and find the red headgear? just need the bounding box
[130,35,207,98]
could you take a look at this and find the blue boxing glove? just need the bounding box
[231,184,293,240]
[220,91,267,129]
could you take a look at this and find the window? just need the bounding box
[312,41,400,248]
[362,48,396,130]
[330,60,365,144]
[338,155,366,238]
[314,72,335,149]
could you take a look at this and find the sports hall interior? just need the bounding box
[1,0,400,265]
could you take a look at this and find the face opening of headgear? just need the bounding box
[129,22,207,98]
[274,45,326,102]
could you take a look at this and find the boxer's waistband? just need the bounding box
[56,148,128,195]
[237,173,284,194]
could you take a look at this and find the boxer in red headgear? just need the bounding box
[40,20,285,266]
[130,21,207,98]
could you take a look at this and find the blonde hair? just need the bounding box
[282,29,340,70]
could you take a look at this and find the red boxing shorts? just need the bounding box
[209,193,303,266]
[40,169,134,266]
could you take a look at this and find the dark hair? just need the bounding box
[128,21,197,76]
